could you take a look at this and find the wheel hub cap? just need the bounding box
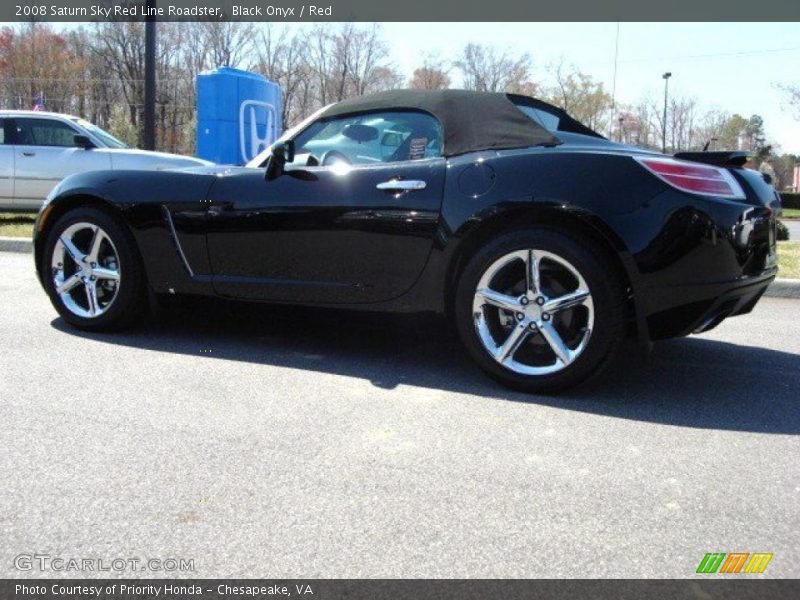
[472,249,594,376]
[521,294,543,321]
[50,222,121,319]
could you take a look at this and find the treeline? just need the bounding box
[1,22,797,188]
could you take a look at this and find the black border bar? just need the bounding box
[2,579,800,600]
[4,0,800,22]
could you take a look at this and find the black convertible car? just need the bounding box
[34,90,780,392]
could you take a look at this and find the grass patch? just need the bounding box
[778,242,800,279]
[0,212,37,238]
[781,207,800,219]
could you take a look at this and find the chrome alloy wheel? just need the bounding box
[50,222,121,318]
[472,249,594,375]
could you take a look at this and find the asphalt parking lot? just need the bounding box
[1,251,798,578]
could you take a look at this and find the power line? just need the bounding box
[598,45,800,66]
[0,97,197,110]
[0,76,196,83]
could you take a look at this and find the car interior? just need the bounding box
[288,111,444,168]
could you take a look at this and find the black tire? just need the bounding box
[42,206,147,331]
[454,228,626,393]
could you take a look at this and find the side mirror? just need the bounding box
[264,140,295,181]
[74,134,95,149]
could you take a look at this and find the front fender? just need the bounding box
[34,169,217,294]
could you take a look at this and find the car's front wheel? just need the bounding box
[42,206,146,331]
[454,228,626,393]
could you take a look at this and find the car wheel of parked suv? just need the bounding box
[454,228,626,393]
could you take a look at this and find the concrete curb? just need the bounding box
[1,235,799,298]
[765,278,800,299]
[0,236,32,253]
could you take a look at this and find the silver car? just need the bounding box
[0,110,212,210]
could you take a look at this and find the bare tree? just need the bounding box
[303,24,400,117]
[93,22,146,141]
[693,109,731,151]
[667,96,697,152]
[409,54,451,90]
[778,82,800,120]
[253,25,309,125]
[196,22,257,70]
[93,22,197,152]
[547,62,612,132]
[455,43,533,93]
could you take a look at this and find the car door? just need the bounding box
[205,109,446,304]
[0,118,13,208]
[10,117,111,209]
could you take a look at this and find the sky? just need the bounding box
[8,21,800,153]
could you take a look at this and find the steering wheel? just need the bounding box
[321,151,351,167]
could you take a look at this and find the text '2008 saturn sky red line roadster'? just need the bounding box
[33,89,780,392]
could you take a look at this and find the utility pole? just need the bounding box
[662,72,672,154]
[143,0,157,150]
[610,22,620,139]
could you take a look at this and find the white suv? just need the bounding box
[0,110,212,210]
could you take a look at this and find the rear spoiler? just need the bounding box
[673,151,750,168]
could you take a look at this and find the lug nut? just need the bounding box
[529,322,538,331]
[516,312,525,321]
[536,297,545,306]
[520,297,529,305]
[542,313,551,321]
[91,262,97,268]
[90,275,96,281]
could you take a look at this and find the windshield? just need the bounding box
[245,104,333,168]
[71,118,128,149]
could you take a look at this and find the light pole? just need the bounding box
[662,72,672,154]
[618,116,624,143]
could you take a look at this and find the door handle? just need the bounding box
[22,152,35,157]
[376,179,426,192]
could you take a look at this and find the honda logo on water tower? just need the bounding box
[239,100,276,163]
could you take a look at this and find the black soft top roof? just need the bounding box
[318,89,562,157]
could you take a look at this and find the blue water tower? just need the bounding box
[196,66,282,165]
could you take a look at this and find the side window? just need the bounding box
[514,105,560,132]
[0,118,5,144]
[289,110,443,168]
[15,118,79,147]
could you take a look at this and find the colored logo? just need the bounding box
[696,552,773,574]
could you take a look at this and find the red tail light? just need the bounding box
[634,156,746,200]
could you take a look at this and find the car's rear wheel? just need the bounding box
[42,206,146,331]
[454,228,625,393]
